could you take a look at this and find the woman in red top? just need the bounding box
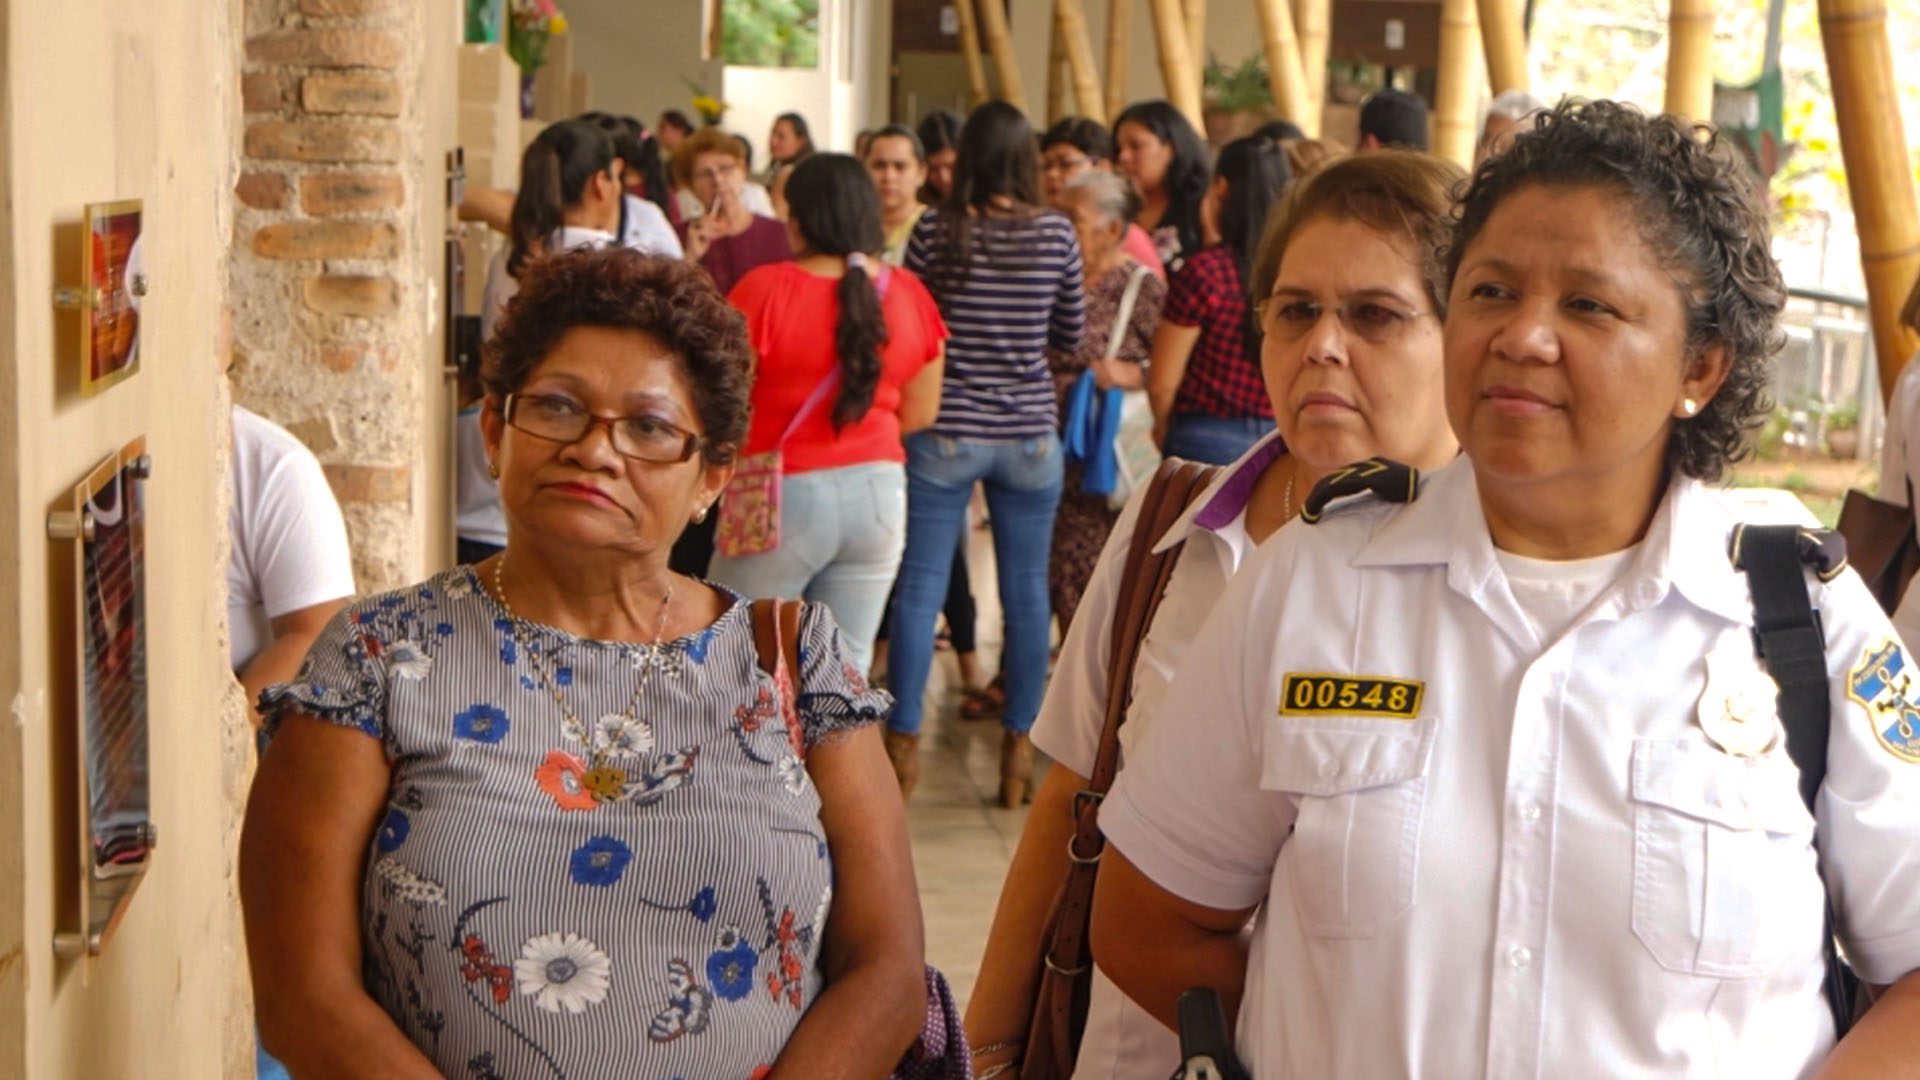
[711,154,949,668]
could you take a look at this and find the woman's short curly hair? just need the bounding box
[1443,99,1785,482]
[482,249,753,465]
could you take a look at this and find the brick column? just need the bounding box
[233,0,433,591]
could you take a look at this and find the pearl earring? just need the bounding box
[692,504,709,524]
[487,460,500,478]
[1681,398,1699,417]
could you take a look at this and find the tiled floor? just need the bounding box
[891,527,1041,1010]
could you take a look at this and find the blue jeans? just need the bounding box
[1162,413,1276,466]
[708,463,906,672]
[888,433,1063,736]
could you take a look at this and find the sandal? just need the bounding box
[958,677,1006,722]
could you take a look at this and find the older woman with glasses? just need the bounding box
[241,250,925,1079]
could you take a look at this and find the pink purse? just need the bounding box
[716,370,839,558]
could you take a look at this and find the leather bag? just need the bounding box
[1021,457,1219,1079]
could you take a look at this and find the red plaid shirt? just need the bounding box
[1161,245,1273,420]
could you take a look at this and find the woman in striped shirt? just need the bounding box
[891,101,1087,806]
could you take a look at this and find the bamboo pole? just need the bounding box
[1253,0,1312,133]
[1819,0,1920,398]
[1293,0,1330,130]
[1049,8,1070,123]
[1433,0,1482,166]
[1476,0,1529,94]
[1104,0,1130,121]
[953,0,990,108]
[1185,0,1208,79]
[1664,0,1714,121]
[1059,0,1108,123]
[976,0,1030,114]
[1146,0,1206,131]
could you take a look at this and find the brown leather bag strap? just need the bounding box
[1089,457,1216,798]
[750,597,805,688]
[1038,457,1216,975]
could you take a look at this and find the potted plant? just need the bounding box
[507,0,568,117]
[1825,403,1861,459]
[1202,54,1274,143]
[683,78,729,128]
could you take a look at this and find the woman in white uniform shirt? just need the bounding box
[1093,100,1920,1077]
[965,151,1466,1080]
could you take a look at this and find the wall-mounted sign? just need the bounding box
[48,438,155,962]
[54,200,146,397]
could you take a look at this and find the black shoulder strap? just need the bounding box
[1299,457,1419,524]
[1729,522,1862,1036]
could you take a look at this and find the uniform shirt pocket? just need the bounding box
[1629,737,1819,978]
[1262,720,1437,939]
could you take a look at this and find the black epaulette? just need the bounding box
[1727,523,1849,583]
[1300,457,1420,524]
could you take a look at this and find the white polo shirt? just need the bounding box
[1032,432,1285,1080]
[1101,458,1920,1079]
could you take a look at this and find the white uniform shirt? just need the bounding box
[1102,459,1920,1079]
[619,193,684,258]
[1032,433,1285,1080]
[228,406,356,671]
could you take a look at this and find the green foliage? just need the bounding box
[1783,470,1814,493]
[721,0,820,69]
[1204,54,1272,113]
[1827,403,1861,430]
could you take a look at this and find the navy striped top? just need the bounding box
[905,208,1086,440]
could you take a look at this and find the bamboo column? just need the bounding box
[1433,0,1482,166]
[1664,0,1714,121]
[1049,10,1071,123]
[953,0,990,108]
[1253,0,1312,132]
[976,0,1030,113]
[1294,0,1330,130]
[1146,0,1206,131]
[1477,0,1529,94]
[1820,0,1920,396]
[1105,0,1130,121]
[1059,0,1108,122]
[1185,0,1209,78]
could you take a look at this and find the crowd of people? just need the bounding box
[229,84,1920,1079]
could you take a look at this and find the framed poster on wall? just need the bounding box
[48,437,155,962]
[80,199,145,396]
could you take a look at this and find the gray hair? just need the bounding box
[1481,90,1547,139]
[1060,169,1134,226]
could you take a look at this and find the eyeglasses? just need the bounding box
[503,393,704,464]
[1041,153,1095,174]
[1255,296,1436,346]
[692,161,739,185]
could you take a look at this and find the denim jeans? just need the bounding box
[1162,413,1276,466]
[888,433,1063,736]
[709,463,907,672]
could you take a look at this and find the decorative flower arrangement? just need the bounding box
[684,77,729,127]
[507,0,569,73]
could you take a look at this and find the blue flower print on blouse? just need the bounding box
[569,836,633,887]
[452,704,510,744]
[706,928,758,1001]
[690,887,717,923]
[376,808,411,852]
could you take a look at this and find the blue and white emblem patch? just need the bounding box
[1847,639,1920,763]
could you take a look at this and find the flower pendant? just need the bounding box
[582,765,629,802]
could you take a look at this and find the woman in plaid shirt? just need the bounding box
[1148,135,1292,466]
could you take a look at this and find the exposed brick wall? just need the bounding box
[233,0,434,591]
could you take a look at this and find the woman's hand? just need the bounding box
[1091,357,1145,392]
[770,725,927,1077]
[241,714,441,1079]
[684,215,715,263]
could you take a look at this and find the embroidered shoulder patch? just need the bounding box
[1846,639,1920,763]
[1279,673,1424,720]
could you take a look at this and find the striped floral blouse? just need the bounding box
[262,566,888,1079]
